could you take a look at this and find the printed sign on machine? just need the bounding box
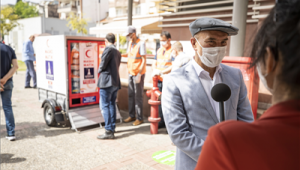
[79,43,98,94]
[83,96,96,103]
[45,61,54,80]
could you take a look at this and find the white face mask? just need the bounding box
[257,64,273,93]
[160,41,167,47]
[195,38,226,68]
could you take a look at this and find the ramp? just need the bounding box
[68,104,122,132]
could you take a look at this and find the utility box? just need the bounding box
[222,57,260,119]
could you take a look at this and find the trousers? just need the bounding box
[0,80,15,135]
[99,86,119,132]
[158,80,165,127]
[128,74,145,121]
[25,60,37,87]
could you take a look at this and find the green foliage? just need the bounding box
[17,60,27,71]
[147,50,153,54]
[14,1,39,19]
[0,6,19,36]
[67,12,88,35]
[119,35,127,46]
[119,49,127,54]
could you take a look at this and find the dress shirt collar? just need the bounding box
[192,59,222,77]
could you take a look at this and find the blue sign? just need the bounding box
[83,96,96,103]
[46,61,54,80]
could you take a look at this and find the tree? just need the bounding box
[119,35,127,46]
[0,6,19,37]
[67,12,88,35]
[14,1,39,19]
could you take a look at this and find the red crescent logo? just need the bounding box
[86,50,91,58]
[46,39,50,48]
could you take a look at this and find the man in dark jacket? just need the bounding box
[1,34,19,141]
[97,33,121,140]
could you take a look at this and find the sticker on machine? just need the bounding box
[83,96,96,103]
[84,68,94,79]
[79,42,98,94]
[46,61,54,80]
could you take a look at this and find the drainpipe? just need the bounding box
[128,0,133,26]
[229,0,248,57]
[80,0,83,18]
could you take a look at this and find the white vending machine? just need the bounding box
[35,35,122,131]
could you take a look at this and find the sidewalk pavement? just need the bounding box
[0,71,175,170]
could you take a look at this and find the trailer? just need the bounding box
[35,35,122,131]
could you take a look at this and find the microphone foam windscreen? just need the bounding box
[211,83,231,102]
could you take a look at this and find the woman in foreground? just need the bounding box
[195,2,300,170]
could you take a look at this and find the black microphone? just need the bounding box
[211,83,231,122]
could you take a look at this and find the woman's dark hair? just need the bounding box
[250,1,300,87]
[106,33,115,44]
[161,31,171,39]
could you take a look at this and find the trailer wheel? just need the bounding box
[44,103,57,126]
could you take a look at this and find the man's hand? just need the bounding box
[0,79,7,87]
[34,54,36,57]
[0,79,5,92]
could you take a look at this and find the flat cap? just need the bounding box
[123,26,136,36]
[189,17,239,36]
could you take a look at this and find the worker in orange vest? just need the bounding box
[151,31,173,129]
[123,26,147,126]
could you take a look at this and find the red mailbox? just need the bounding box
[222,57,259,119]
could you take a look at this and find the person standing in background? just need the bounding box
[97,33,121,139]
[171,41,192,72]
[122,26,146,126]
[0,33,19,141]
[151,31,173,129]
[22,35,37,89]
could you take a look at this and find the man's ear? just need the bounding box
[190,37,197,51]
[265,47,276,74]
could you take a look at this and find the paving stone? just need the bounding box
[0,72,175,170]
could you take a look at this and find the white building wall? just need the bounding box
[8,17,42,54]
[109,7,116,18]
[83,0,109,23]
[8,17,96,55]
[140,3,150,15]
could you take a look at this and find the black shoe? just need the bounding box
[25,86,32,89]
[33,86,37,89]
[97,130,115,140]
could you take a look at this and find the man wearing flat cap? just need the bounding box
[122,26,147,126]
[162,18,254,170]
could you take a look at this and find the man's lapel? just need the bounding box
[219,65,233,120]
[185,64,219,124]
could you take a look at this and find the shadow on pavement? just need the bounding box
[0,122,74,140]
[0,154,26,164]
[114,123,168,139]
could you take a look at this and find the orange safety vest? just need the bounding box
[127,39,146,76]
[156,47,173,81]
